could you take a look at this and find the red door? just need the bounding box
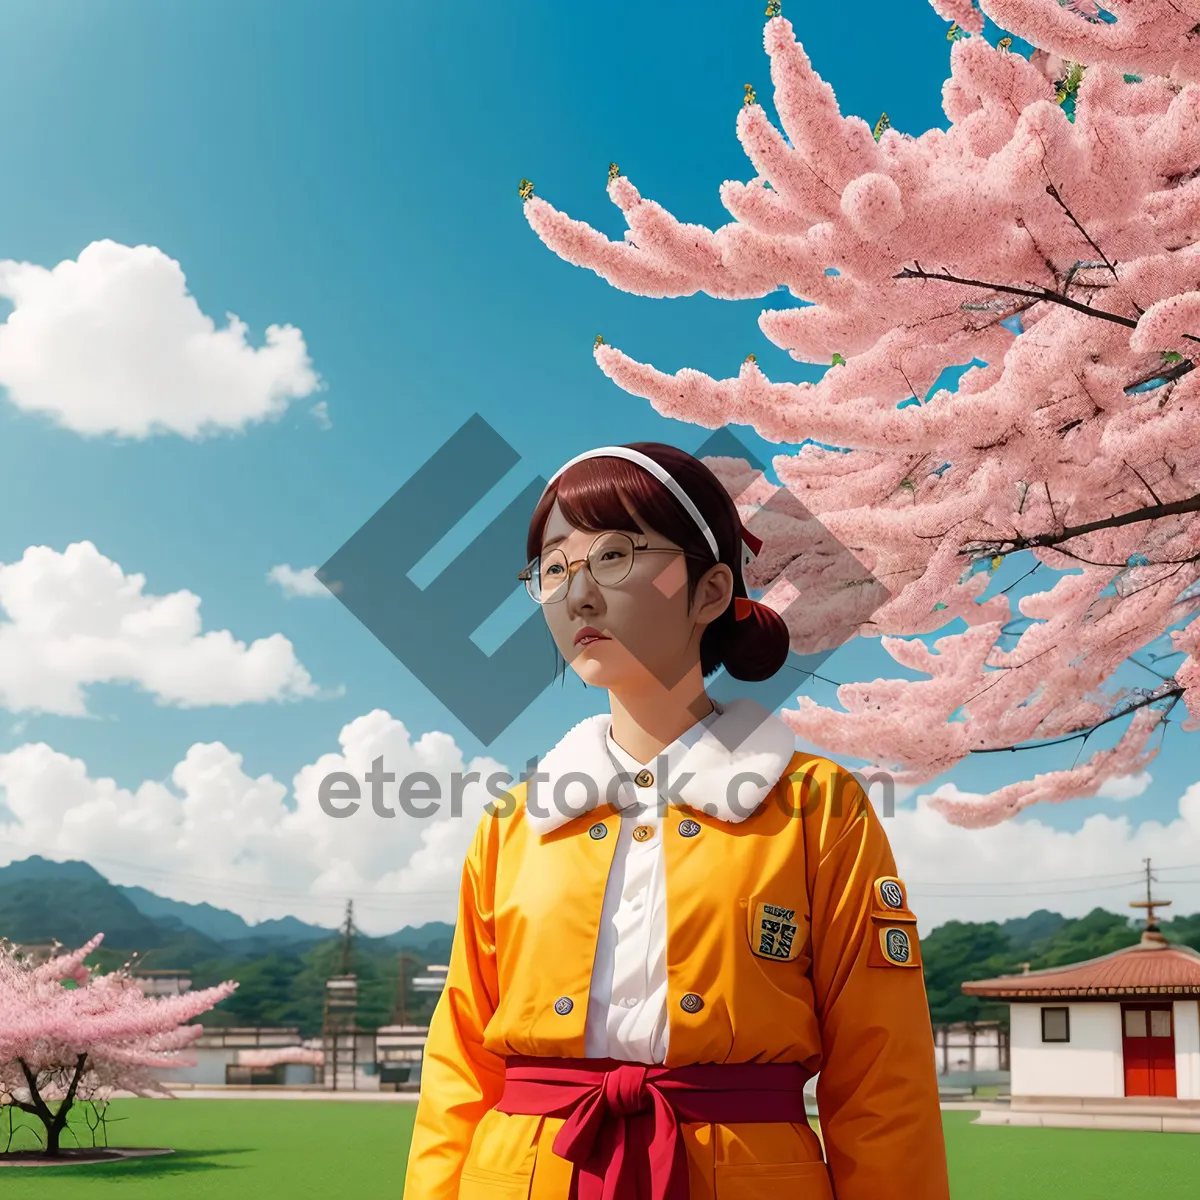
[1121,1003,1177,1097]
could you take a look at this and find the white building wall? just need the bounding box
[1174,1000,1200,1101]
[1010,1002,1123,1098]
[150,1046,237,1085]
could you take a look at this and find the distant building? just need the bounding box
[150,1027,321,1087]
[933,1020,1009,1075]
[131,968,192,997]
[375,1024,431,1089]
[11,942,57,965]
[323,974,377,1090]
[962,924,1200,1132]
[411,965,448,995]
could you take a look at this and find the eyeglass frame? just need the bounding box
[517,531,713,604]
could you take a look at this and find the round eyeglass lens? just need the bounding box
[588,532,637,585]
[529,532,637,603]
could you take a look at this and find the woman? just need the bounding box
[403,442,950,1199]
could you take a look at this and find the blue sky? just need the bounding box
[0,0,1196,934]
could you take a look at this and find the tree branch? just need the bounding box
[1045,183,1117,277]
[896,263,1138,328]
[962,491,1200,559]
[1123,358,1196,393]
[51,1054,88,1137]
[970,685,1182,754]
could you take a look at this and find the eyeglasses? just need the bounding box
[517,531,704,605]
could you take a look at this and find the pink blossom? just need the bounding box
[984,0,1200,82]
[237,1046,325,1068]
[522,8,1200,827]
[1,934,236,1154]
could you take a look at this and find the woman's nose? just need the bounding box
[565,558,600,604]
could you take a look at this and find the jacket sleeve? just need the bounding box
[803,762,950,1200]
[403,808,505,1200]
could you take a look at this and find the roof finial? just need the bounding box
[1129,857,1171,947]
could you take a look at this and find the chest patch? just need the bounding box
[751,901,802,962]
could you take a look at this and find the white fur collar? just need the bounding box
[523,696,797,835]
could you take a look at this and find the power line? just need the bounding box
[63,848,1200,896]
[906,867,1148,887]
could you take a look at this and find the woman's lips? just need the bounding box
[574,627,610,647]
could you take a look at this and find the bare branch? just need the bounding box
[971,685,1182,754]
[1045,183,1117,276]
[963,491,1200,559]
[896,264,1140,329]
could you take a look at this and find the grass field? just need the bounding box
[1,1101,1198,1197]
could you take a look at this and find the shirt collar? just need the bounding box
[523,695,798,835]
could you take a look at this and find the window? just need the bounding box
[1125,1008,1147,1038]
[1041,1006,1070,1042]
[1151,1008,1173,1038]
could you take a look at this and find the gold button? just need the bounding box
[632,824,655,842]
[634,769,654,787]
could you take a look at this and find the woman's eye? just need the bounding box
[543,563,563,576]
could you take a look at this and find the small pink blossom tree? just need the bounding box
[0,934,237,1157]
[521,1,1200,827]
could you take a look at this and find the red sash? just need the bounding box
[494,1055,813,1200]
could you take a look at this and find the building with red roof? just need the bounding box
[961,887,1200,1133]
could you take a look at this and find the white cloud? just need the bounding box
[886,780,1200,934]
[1096,770,1153,802]
[310,400,331,429]
[267,564,336,599]
[0,541,318,715]
[0,710,511,935]
[0,709,1194,939]
[0,239,321,438]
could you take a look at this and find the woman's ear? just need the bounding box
[692,562,734,628]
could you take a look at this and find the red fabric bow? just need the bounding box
[734,596,756,621]
[495,1055,812,1200]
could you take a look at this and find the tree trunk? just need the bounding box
[18,1053,88,1158]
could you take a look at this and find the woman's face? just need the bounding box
[537,495,732,695]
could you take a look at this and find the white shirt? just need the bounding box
[583,711,717,1064]
[525,695,799,1064]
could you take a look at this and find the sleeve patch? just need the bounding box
[868,917,923,968]
[872,875,916,920]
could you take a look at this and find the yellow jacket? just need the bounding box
[403,753,949,1199]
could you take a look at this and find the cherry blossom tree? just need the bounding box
[0,935,237,1157]
[519,1,1200,828]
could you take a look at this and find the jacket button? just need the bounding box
[588,822,607,839]
[632,824,655,842]
[679,992,704,1013]
[634,769,654,787]
[554,996,574,1015]
[678,819,701,838]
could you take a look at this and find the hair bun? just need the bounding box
[718,596,790,681]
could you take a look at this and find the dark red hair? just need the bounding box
[525,442,790,682]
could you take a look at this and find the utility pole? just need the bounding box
[339,899,356,974]
[393,952,421,1026]
[323,899,360,1090]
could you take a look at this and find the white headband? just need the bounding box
[540,445,762,568]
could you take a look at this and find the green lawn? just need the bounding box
[0,1102,1197,1197]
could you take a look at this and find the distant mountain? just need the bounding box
[0,856,453,959]
[999,908,1068,949]
[119,884,336,946]
[382,923,456,953]
[0,855,167,950]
